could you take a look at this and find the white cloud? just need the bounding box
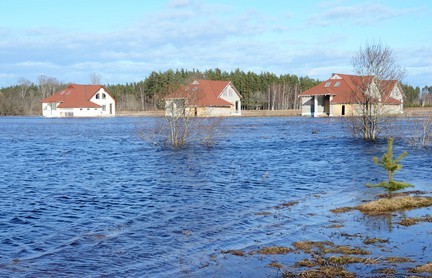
[308,2,417,26]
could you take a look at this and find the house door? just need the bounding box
[311,96,315,115]
[109,104,113,114]
[324,96,330,115]
[342,105,345,116]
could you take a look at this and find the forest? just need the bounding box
[0,68,429,115]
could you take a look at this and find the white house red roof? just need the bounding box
[41,84,115,108]
[299,74,401,105]
[165,79,240,107]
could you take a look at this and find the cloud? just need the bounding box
[308,2,417,26]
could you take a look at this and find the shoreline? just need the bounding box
[116,107,432,117]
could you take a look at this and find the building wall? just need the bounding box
[89,88,116,116]
[301,96,313,116]
[219,84,241,116]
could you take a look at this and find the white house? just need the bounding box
[41,84,116,117]
[165,79,242,117]
[299,73,404,117]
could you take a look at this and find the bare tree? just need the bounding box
[89,73,102,85]
[348,41,405,140]
[138,83,224,148]
[38,75,61,98]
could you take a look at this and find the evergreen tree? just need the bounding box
[367,138,413,192]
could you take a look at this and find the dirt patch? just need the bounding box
[221,249,246,256]
[409,262,432,273]
[257,246,293,255]
[356,196,432,215]
[399,216,432,226]
[363,237,389,245]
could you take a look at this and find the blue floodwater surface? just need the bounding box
[0,116,431,277]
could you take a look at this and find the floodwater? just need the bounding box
[0,116,430,277]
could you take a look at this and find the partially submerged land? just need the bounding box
[216,190,432,277]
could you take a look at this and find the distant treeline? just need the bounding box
[0,68,430,115]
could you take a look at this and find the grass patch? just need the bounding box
[274,201,299,209]
[296,266,356,278]
[330,206,355,213]
[268,261,284,269]
[399,216,432,226]
[363,237,389,245]
[257,246,293,255]
[372,268,396,275]
[409,262,432,273]
[294,259,318,268]
[292,241,334,253]
[384,256,414,263]
[356,196,432,215]
[221,249,246,256]
[378,190,428,199]
[323,245,370,255]
[325,224,345,229]
[327,255,378,265]
[255,211,272,216]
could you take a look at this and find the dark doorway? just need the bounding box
[342,105,345,116]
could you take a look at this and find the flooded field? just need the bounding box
[0,116,431,277]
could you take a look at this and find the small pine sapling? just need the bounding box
[367,138,413,192]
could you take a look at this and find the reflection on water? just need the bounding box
[0,116,430,277]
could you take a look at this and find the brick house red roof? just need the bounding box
[299,74,401,105]
[41,84,115,108]
[165,79,240,107]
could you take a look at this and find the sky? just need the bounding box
[0,0,430,88]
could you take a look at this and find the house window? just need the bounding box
[102,105,106,111]
[102,93,106,99]
[334,82,340,87]
[325,82,331,87]
[96,93,100,99]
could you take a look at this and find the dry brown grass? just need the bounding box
[221,249,246,256]
[409,262,432,273]
[292,241,334,253]
[268,261,284,269]
[274,201,300,209]
[297,266,356,278]
[330,206,356,213]
[356,196,432,215]
[255,211,272,216]
[294,259,318,268]
[399,216,432,226]
[372,267,396,275]
[378,190,428,199]
[327,255,378,265]
[363,237,389,245]
[384,256,415,263]
[323,245,370,255]
[257,246,293,255]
